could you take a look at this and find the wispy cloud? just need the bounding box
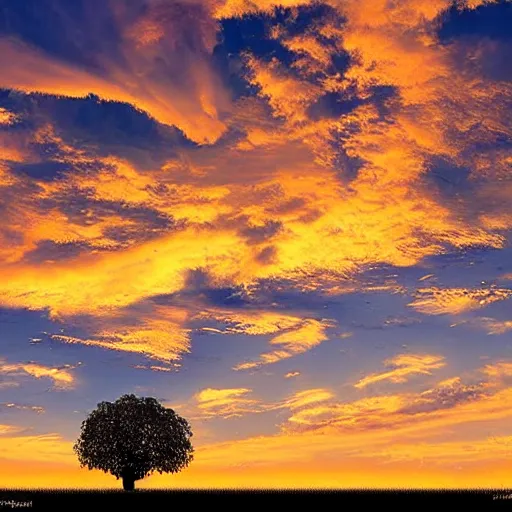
[0,424,24,436]
[0,358,78,389]
[409,287,512,315]
[0,403,45,413]
[481,361,512,382]
[475,318,512,335]
[0,2,230,144]
[281,388,334,410]
[354,354,446,389]
[183,386,334,421]
[193,388,263,419]
[131,364,178,373]
[50,303,191,362]
[234,319,335,370]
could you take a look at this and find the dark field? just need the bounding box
[0,489,510,507]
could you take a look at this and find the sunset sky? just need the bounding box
[1,0,512,489]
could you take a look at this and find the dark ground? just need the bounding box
[1,489,511,507]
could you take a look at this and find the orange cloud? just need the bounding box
[409,287,512,315]
[473,318,512,335]
[49,304,191,363]
[354,354,446,389]
[195,309,307,336]
[0,225,240,317]
[212,0,314,19]
[0,107,17,126]
[194,309,338,368]
[245,55,323,124]
[234,318,335,370]
[281,388,334,410]
[482,362,512,381]
[194,388,261,419]
[185,386,335,421]
[282,34,333,74]
[0,358,76,389]
[0,424,23,435]
[0,1,230,145]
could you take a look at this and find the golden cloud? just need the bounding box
[0,1,230,145]
[482,362,512,382]
[51,330,186,364]
[195,309,307,336]
[0,107,17,126]
[281,388,334,410]
[193,388,265,419]
[0,359,76,389]
[409,287,512,315]
[0,424,24,436]
[234,318,335,370]
[211,0,314,19]
[354,354,446,389]
[473,317,512,336]
[181,386,335,421]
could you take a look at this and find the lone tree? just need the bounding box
[73,394,193,491]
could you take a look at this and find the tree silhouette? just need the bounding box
[73,394,193,491]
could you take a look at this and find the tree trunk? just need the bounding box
[122,474,135,491]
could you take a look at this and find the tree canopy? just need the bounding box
[73,394,193,490]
